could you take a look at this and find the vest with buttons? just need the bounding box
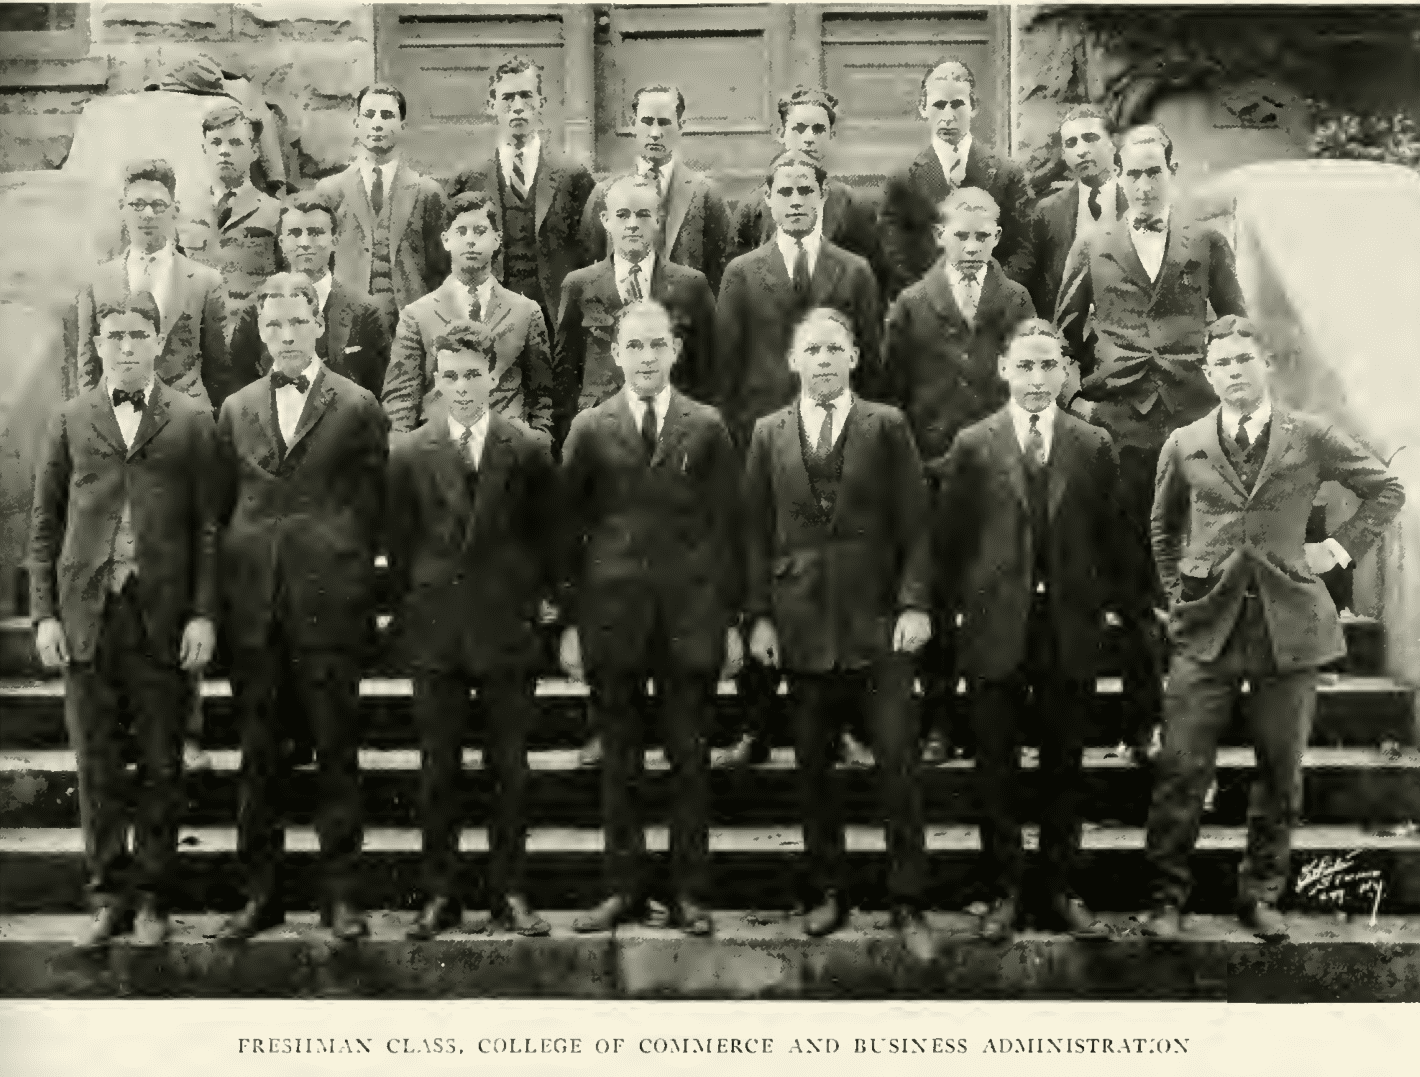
[368,173,395,301]
[1219,411,1272,493]
[499,168,542,307]
[798,407,847,524]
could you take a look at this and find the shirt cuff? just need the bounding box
[1322,537,1352,570]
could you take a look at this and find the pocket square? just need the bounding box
[344,346,362,353]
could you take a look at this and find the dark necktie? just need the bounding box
[469,289,482,323]
[1235,414,1252,453]
[639,397,658,457]
[511,149,529,202]
[646,163,662,200]
[626,261,644,301]
[460,426,476,470]
[815,402,835,458]
[217,190,235,230]
[1024,413,1046,473]
[1087,185,1102,221]
[271,370,310,394]
[369,166,384,216]
[958,269,980,323]
[792,238,810,299]
[1133,215,1164,232]
[112,388,146,410]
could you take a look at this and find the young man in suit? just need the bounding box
[214,273,390,944]
[560,300,742,937]
[447,56,595,336]
[1141,317,1404,942]
[225,196,392,403]
[880,59,1034,301]
[29,291,219,950]
[742,307,934,958]
[1021,105,1128,320]
[382,192,554,438]
[934,319,1121,941]
[386,322,558,940]
[883,186,1036,764]
[75,160,227,412]
[730,87,887,291]
[186,102,283,336]
[314,83,449,333]
[1055,123,1248,758]
[580,84,733,295]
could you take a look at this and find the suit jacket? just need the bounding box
[385,410,558,674]
[560,388,740,675]
[223,278,392,407]
[314,160,449,320]
[1056,212,1247,425]
[743,398,930,673]
[715,238,881,446]
[879,142,1035,301]
[216,363,389,651]
[1152,406,1404,671]
[580,162,733,295]
[183,183,283,331]
[554,256,717,425]
[933,406,1124,681]
[27,379,219,664]
[381,276,554,437]
[447,147,596,319]
[75,250,227,412]
[731,179,889,293]
[1022,180,1129,319]
[883,256,1036,462]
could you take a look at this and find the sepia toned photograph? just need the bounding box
[0,0,1417,1013]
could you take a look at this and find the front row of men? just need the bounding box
[30,284,1403,953]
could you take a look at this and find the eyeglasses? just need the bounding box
[125,199,173,215]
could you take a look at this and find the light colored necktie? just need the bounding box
[959,270,980,323]
[511,149,529,202]
[626,261,643,302]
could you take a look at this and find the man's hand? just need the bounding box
[1303,541,1340,576]
[179,616,217,671]
[749,617,780,668]
[559,626,584,682]
[892,610,932,653]
[35,617,69,670]
[721,625,745,681]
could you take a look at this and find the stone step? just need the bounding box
[4,746,1418,829]
[1,911,1417,1001]
[1,674,1414,749]
[3,824,1418,914]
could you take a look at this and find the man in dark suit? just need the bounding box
[580,84,733,295]
[743,307,933,957]
[1056,123,1248,756]
[224,196,392,404]
[559,300,742,937]
[1021,105,1129,320]
[314,83,449,332]
[556,174,716,440]
[214,273,390,943]
[447,56,595,335]
[28,291,219,950]
[730,87,887,291]
[934,319,1121,941]
[386,322,558,940]
[883,186,1036,764]
[880,59,1034,301]
[1141,317,1404,942]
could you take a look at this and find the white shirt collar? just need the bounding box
[1220,395,1272,441]
[1130,204,1171,233]
[108,374,156,408]
[450,274,495,315]
[1078,178,1117,223]
[799,387,853,446]
[1007,399,1059,456]
[274,357,321,391]
[932,133,972,183]
[944,261,987,287]
[624,382,672,428]
[358,154,398,189]
[447,410,490,459]
[775,220,824,278]
[126,240,174,268]
[637,154,676,187]
[614,250,656,291]
[312,272,333,313]
[499,134,541,181]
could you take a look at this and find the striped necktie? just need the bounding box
[510,149,529,202]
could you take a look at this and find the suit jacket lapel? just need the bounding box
[1047,414,1074,522]
[1201,407,1247,497]
[126,380,171,460]
[483,280,514,341]
[533,153,555,235]
[1053,184,1079,251]
[829,403,866,529]
[605,393,644,459]
[88,381,128,458]
[822,181,847,240]
[469,413,514,545]
[285,365,332,456]
[992,409,1028,509]
[1148,216,1187,306]
[754,245,795,310]
[923,259,970,332]
[662,167,696,259]
[651,390,692,469]
[1248,407,1295,501]
[808,242,846,306]
[325,282,353,359]
[1104,220,1152,292]
[975,261,1008,324]
[252,377,282,473]
[426,416,475,538]
[431,277,466,328]
[388,161,418,258]
[773,406,818,526]
[343,166,376,242]
[912,147,950,205]
[221,185,263,235]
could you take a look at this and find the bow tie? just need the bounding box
[1133,216,1166,233]
[112,388,146,410]
[271,371,311,394]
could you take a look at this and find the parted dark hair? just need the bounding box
[256,271,321,317]
[1116,123,1176,171]
[445,191,501,233]
[790,306,856,353]
[201,101,262,139]
[94,291,161,335]
[1060,104,1113,134]
[356,83,408,121]
[919,59,977,110]
[1206,314,1259,345]
[777,86,839,132]
[278,195,338,235]
[123,159,177,198]
[434,321,498,371]
[1003,317,1071,358]
[763,149,828,191]
[632,83,686,124]
[488,55,545,100]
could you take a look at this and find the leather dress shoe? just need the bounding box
[722,731,770,768]
[1239,900,1289,943]
[840,731,874,768]
[131,895,170,948]
[674,896,714,937]
[578,735,603,768]
[329,899,370,941]
[891,904,935,962]
[572,894,636,933]
[219,900,285,942]
[1049,894,1111,940]
[920,730,950,766]
[1139,903,1182,939]
[407,896,462,940]
[979,896,1018,942]
[488,894,551,937]
[75,905,133,952]
[804,890,848,937]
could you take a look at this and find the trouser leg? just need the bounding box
[867,654,927,903]
[480,671,535,902]
[593,672,646,903]
[660,670,713,903]
[735,655,779,748]
[1036,672,1089,898]
[293,648,364,905]
[971,674,1027,898]
[413,669,468,900]
[790,673,845,897]
[231,637,287,906]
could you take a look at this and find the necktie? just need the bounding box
[959,270,980,322]
[1087,185,1102,221]
[626,261,644,301]
[112,388,146,410]
[272,370,311,394]
[511,149,528,202]
[1133,215,1164,232]
[469,289,482,323]
[646,163,662,200]
[639,397,658,457]
[369,165,384,216]
[815,402,835,457]
[1024,413,1046,471]
[459,426,476,470]
[792,238,810,299]
[217,190,235,230]
[1235,414,1252,452]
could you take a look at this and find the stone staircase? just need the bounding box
[2,571,1418,999]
